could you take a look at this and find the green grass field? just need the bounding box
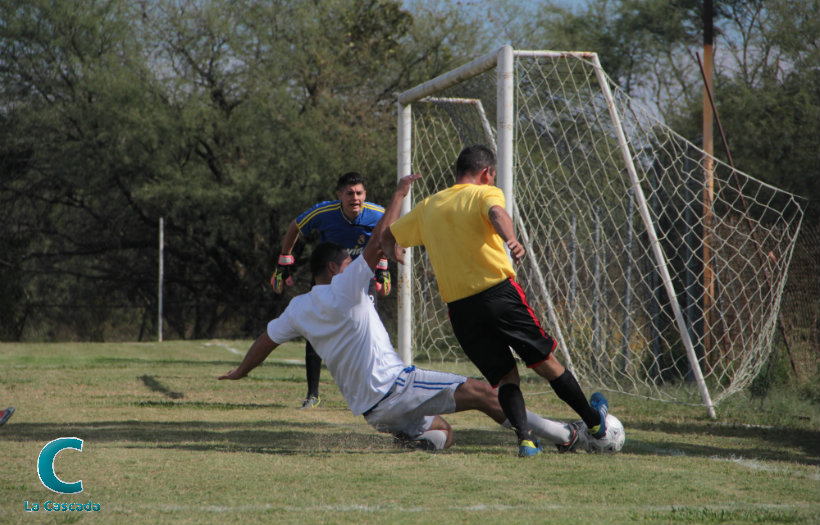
[1,340,818,525]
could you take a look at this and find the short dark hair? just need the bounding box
[455,145,495,178]
[336,171,366,192]
[310,242,349,279]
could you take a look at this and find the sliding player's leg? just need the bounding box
[363,367,462,450]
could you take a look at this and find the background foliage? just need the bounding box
[1,0,817,377]
[0,0,480,340]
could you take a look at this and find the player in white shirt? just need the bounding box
[219,174,583,453]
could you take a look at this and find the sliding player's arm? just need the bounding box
[362,174,421,271]
[381,227,404,266]
[218,332,280,380]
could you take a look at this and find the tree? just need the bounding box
[501,0,818,219]
[666,0,820,221]
[0,0,169,339]
[0,0,486,340]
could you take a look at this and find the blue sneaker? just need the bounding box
[588,392,609,439]
[518,438,543,457]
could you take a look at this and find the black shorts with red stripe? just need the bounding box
[447,278,557,387]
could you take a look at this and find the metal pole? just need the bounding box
[497,45,515,218]
[158,217,164,343]
[397,103,413,365]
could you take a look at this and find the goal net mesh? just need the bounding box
[405,52,804,405]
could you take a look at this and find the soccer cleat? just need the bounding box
[393,432,437,451]
[0,406,15,426]
[300,395,322,409]
[518,438,543,457]
[588,392,609,439]
[393,431,415,448]
[556,420,585,453]
[411,438,438,451]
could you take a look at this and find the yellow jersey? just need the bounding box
[390,183,515,303]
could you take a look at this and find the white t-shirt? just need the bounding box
[267,256,406,415]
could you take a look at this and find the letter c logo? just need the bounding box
[37,438,83,494]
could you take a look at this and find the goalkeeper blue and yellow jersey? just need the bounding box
[295,201,385,259]
[389,183,515,303]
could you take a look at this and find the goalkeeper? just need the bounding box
[271,171,391,409]
[382,145,609,457]
[222,174,584,453]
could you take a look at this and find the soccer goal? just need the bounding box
[395,46,805,417]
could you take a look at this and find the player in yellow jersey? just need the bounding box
[383,145,609,457]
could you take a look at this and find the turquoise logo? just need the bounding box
[37,438,83,494]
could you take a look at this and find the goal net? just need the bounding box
[396,47,805,415]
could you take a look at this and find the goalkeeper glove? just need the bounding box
[374,258,391,297]
[271,254,295,294]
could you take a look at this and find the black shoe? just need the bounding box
[556,421,585,453]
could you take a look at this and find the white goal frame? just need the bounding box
[396,46,803,419]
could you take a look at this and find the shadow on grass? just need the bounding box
[0,419,513,456]
[24,357,311,371]
[625,420,820,466]
[139,375,184,399]
[129,400,287,410]
[2,418,816,464]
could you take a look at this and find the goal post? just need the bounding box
[396,47,804,417]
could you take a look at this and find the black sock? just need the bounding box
[549,369,600,428]
[305,343,322,398]
[498,383,532,442]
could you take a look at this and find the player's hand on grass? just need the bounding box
[218,368,247,380]
[271,254,295,293]
[374,258,391,296]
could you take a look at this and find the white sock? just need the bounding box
[502,410,571,445]
[418,430,448,450]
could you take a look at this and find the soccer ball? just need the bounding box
[586,414,625,453]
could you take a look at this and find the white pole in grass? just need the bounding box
[396,102,413,365]
[590,54,716,419]
[158,217,164,343]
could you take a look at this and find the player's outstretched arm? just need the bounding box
[362,174,420,270]
[381,227,405,266]
[488,205,525,264]
[219,331,279,380]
